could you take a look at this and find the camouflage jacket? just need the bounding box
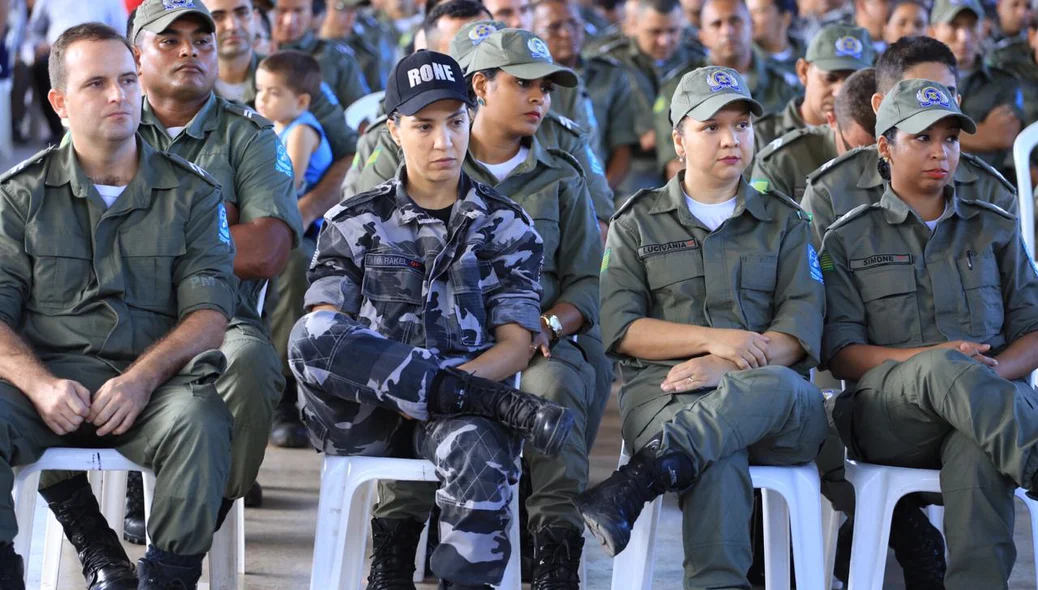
[305,168,545,358]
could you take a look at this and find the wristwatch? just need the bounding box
[541,314,563,342]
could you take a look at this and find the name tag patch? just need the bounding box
[638,239,699,258]
[849,254,913,270]
[366,253,426,273]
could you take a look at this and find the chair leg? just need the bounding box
[762,488,792,590]
[40,504,63,590]
[309,457,350,590]
[1014,488,1038,590]
[12,468,41,586]
[785,471,826,590]
[100,471,128,540]
[822,500,842,590]
[342,479,376,590]
[847,473,895,590]
[142,471,156,548]
[609,495,663,590]
[413,516,430,583]
[208,498,242,590]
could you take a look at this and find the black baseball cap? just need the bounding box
[384,51,474,116]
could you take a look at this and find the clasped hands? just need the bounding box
[661,329,772,394]
[26,372,153,437]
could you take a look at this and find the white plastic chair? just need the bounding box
[1012,120,1038,260]
[609,441,831,590]
[12,448,245,590]
[344,91,386,131]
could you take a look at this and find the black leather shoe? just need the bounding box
[431,367,574,456]
[367,518,425,590]
[270,382,309,448]
[889,503,946,589]
[0,542,25,590]
[575,435,694,557]
[123,472,145,546]
[39,476,138,590]
[244,482,263,508]
[531,527,583,590]
[137,546,203,590]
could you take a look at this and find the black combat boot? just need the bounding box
[123,471,145,545]
[575,435,695,556]
[889,503,946,589]
[136,546,204,590]
[430,367,574,456]
[0,542,25,590]
[367,518,425,590]
[270,375,308,448]
[39,475,138,590]
[531,527,584,590]
[436,582,491,589]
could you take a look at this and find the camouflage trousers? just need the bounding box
[288,310,522,586]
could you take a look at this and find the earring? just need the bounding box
[476,97,486,106]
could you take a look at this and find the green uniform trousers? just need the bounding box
[375,339,595,532]
[270,235,318,377]
[216,321,283,498]
[0,352,233,556]
[834,349,1038,590]
[579,331,614,450]
[620,365,828,590]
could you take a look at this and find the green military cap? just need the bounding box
[669,66,763,126]
[466,29,579,87]
[930,0,984,24]
[805,24,875,72]
[132,0,215,42]
[875,79,976,136]
[450,20,507,73]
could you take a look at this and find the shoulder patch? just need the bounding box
[960,152,1016,194]
[222,100,274,128]
[826,202,876,232]
[0,145,56,184]
[806,144,870,183]
[164,152,219,188]
[961,198,1016,220]
[274,138,294,178]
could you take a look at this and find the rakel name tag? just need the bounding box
[638,239,699,258]
[366,253,426,273]
[849,253,913,270]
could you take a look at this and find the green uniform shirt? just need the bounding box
[750,125,837,202]
[0,138,236,369]
[758,37,807,81]
[463,137,603,327]
[551,78,601,160]
[987,54,1038,129]
[653,52,804,170]
[800,145,1018,248]
[820,185,1038,364]
[227,52,358,161]
[347,112,616,222]
[959,59,1025,175]
[341,33,388,92]
[752,97,807,154]
[576,54,639,163]
[280,31,371,110]
[600,174,824,410]
[137,93,304,329]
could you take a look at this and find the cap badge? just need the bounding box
[834,35,863,59]
[917,86,950,108]
[528,38,552,62]
[707,69,739,92]
[161,0,195,9]
[469,23,497,45]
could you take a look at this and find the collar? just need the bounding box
[240,52,261,105]
[392,166,489,225]
[465,135,554,182]
[140,93,219,140]
[650,173,771,222]
[856,147,979,189]
[782,96,805,129]
[282,31,319,53]
[45,135,178,208]
[878,183,977,225]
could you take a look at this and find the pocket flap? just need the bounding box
[740,256,778,292]
[25,230,92,259]
[858,267,917,302]
[646,253,704,290]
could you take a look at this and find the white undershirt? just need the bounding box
[924,203,950,233]
[685,193,737,232]
[166,126,186,138]
[94,184,127,209]
[476,146,529,182]
[214,79,248,103]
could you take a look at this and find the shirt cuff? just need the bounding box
[488,296,543,334]
[178,279,235,321]
[304,275,361,314]
[821,324,867,366]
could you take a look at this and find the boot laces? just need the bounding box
[533,537,581,588]
[368,525,419,588]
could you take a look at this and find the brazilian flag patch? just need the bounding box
[653,96,666,113]
[365,147,382,168]
[601,248,611,274]
[819,251,835,272]
[750,179,769,192]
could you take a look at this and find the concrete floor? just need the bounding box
[4,141,1038,589]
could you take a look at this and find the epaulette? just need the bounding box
[611,186,657,219]
[547,147,586,178]
[0,145,56,184]
[221,99,274,129]
[805,144,871,184]
[545,112,587,136]
[165,151,220,188]
[826,202,875,232]
[326,39,356,57]
[763,188,806,213]
[328,180,395,219]
[362,114,389,137]
[587,53,623,68]
[960,152,1017,194]
[961,198,1016,220]
[473,180,526,216]
[757,127,817,160]
[596,37,629,56]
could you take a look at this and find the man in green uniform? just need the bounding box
[0,23,236,590]
[317,0,389,91]
[985,0,1032,57]
[271,0,371,108]
[534,0,638,190]
[752,24,874,154]
[652,0,803,180]
[988,17,1038,132]
[929,0,1024,179]
[747,0,805,78]
[751,67,877,201]
[821,78,1038,588]
[208,0,361,449]
[800,35,1018,249]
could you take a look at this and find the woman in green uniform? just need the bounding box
[578,66,829,589]
[821,78,1038,588]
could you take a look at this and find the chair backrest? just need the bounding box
[344,91,386,131]
[1013,121,1038,259]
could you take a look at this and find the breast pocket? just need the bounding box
[527,197,561,274]
[857,266,921,345]
[645,251,705,324]
[957,249,1004,338]
[119,229,186,311]
[361,250,426,342]
[739,255,778,332]
[24,234,93,309]
[449,261,496,347]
